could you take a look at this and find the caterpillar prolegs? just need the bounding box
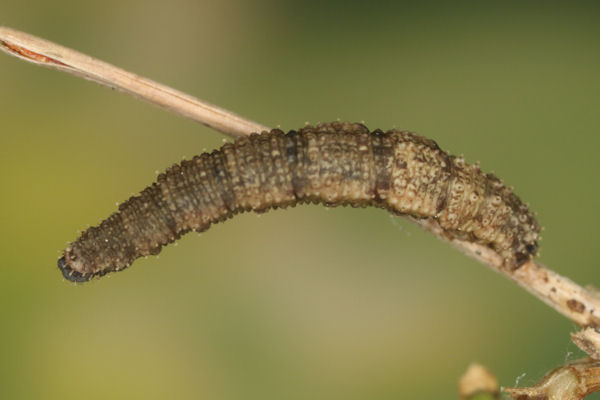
[58,122,540,282]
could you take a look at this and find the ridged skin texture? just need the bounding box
[58,122,540,282]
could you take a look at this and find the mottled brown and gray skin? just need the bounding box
[58,122,540,282]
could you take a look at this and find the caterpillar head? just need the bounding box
[57,255,94,283]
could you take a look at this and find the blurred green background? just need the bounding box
[1,1,600,399]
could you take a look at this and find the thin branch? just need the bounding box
[0,27,268,138]
[2,26,600,350]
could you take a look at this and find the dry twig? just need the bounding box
[0,27,267,137]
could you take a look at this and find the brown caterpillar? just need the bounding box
[58,121,540,282]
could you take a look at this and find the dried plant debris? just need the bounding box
[504,358,600,400]
[571,328,600,360]
[459,363,500,399]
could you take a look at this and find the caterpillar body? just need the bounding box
[58,122,540,282]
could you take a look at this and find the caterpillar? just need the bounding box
[58,121,540,282]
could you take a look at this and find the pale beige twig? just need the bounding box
[0,27,268,138]
[2,26,599,354]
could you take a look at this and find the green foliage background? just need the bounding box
[1,1,600,399]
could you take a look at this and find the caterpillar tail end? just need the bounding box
[58,256,92,283]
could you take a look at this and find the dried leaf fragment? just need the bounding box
[571,328,600,360]
[459,363,499,399]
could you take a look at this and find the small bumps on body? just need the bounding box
[58,122,540,282]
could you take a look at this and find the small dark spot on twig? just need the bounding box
[567,299,586,314]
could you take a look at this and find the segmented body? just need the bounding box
[58,122,540,282]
